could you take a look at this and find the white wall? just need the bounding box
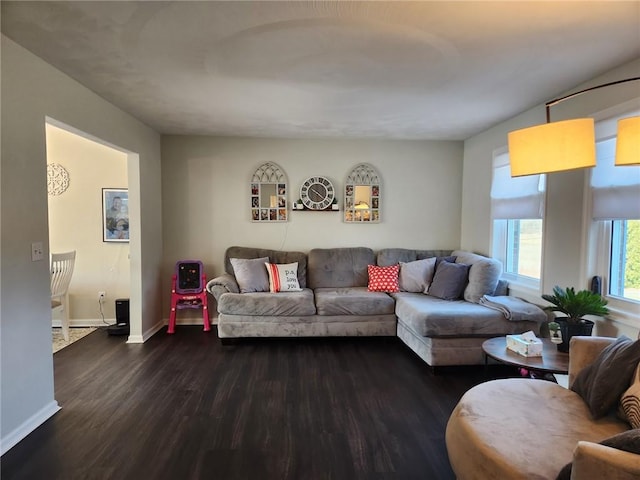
[1,35,162,454]
[46,124,130,322]
[461,58,640,338]
[161,136,463,317]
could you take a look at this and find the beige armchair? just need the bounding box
[446,336,635,480]
[571,441,640,480]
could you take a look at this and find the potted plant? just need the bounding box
[542,286,609,352]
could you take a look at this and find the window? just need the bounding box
[610,220,640,301]
[491,150,545,285]
[504,219,543,279]
[591,121,640,307]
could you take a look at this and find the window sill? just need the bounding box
[603,304,640,329]
[503,277,541,304]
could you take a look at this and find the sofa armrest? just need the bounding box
[568,336,617,388]
[205,273,240,302]
[571,441,640,480]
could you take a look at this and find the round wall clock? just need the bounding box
[300,176,335,210]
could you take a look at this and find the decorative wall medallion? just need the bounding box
[47,163,70,196]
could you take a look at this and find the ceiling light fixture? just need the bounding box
[507,77,640,177]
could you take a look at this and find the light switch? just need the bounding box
[31,242,44,261]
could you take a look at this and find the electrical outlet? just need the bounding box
[98,291,106,302]
[31,241,44,262]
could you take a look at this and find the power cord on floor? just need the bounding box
[98,297,111,325]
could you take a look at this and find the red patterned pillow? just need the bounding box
[367,264,400,293]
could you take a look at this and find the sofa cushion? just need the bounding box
[571,336,640,419]
[399,257,436,293]
[393,292,533,337]
[230,257,270,293]
[452,250,503,304]
[265,262,302,293]
[367,264,400,292]
[428,261,469,300]
[308,247,375,288]
[217,289,316,316]
[315,287,396,316]
[225,246,308,288]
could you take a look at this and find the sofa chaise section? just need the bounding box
[377,248,543,367]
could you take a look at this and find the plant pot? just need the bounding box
[555,318,595,353]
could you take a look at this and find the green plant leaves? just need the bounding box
[542,285,609,323]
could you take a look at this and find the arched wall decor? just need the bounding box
[47,163,70,196]
[344,163,381,223]
[250,162,288,222]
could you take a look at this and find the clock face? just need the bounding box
[300,176,335,210]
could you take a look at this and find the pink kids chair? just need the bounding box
[168,260,210,334]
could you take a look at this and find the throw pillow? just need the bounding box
[398,257,437,293]
[428,261,470,300]
[435,255,456,269]
[571,335,640,419]
[229,257,270,293]
[265,262,302,293]
[556,429,640,480]
[367,264,400,293]
[620,363,640,428]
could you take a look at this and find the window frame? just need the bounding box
[592,220,640,325]
[588,103,640,326]
[490,147,545,294]
[492,218,543,291]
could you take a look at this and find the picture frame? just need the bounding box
[102,188,129,242]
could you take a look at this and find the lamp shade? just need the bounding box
[615,116,640,166]
[507,118,596,177]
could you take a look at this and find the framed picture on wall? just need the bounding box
[102,188,129,242]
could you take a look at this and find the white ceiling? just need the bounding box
[2,1,639,140]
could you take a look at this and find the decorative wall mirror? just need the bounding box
[344,163,381,223]
[250,162,288,222]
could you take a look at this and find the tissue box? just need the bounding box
[506,334,543,357]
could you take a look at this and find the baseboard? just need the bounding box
[127,316,219,343]
[52,318,113,328]
[127,320,165,344]
[170,316,218,326]
[1,400,61,455]
[53,317,218,330]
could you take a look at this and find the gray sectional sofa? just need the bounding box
[206,246,545,367]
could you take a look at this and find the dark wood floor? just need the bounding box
[1,327,512,480]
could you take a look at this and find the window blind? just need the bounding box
[591,137,640,220]
[491,151,545,219]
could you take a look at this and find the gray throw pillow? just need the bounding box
[555,429,640,480]
[571,336,640,419]
[399,257,437,293]
[435,255,456,269]
[428,261,470,300]
[229,257,270,293]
